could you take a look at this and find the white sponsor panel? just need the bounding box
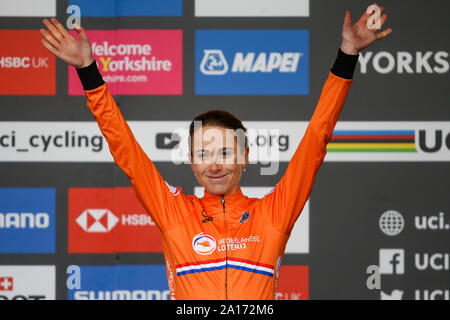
[0,266,55,300]
[0,0,56,17]
[194,186,309,254]
[195,0,309,17]
[1,121,450,162]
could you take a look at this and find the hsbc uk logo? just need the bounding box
[76,209,119,233]
[68,187,163,253]
[196,30,309,95]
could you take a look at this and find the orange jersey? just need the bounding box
[80,55,354,300]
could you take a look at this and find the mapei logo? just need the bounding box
[75,209,119,233]
[200,49,301,75]
[196,30,309,95]
[192,232,217,255]
[200,50,228,75]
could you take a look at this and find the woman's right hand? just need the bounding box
[40,18,94,69]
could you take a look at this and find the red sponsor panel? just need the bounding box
[0,30,55,95]
[68,187,162,253]
[276,265,309,300]
[68,30,183,95]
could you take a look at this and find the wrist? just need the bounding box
[340,42,359,55]
[77,56,94,69]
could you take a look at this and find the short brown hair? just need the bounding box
[188,110,248,153]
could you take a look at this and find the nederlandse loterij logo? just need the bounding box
[192,232,217,255]
[75,209,119,233]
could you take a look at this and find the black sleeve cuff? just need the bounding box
[330,49,359,80]
[76,60,105,90]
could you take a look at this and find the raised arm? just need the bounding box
[40,19,192,231]
[258,4,392,234]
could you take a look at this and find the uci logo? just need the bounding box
[192,232,216,255]
[418,130,450,153]
[200,50,228,75]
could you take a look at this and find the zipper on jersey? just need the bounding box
[221,194,228,300]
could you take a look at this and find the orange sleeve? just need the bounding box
[258,71,353,234]
[84,83,192,231]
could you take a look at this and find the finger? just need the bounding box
[376,28,393,40]
[343,10,352,27]
[359,3,383,26]
[379,14,388,28]
[356,10,372,26]
[40,28,59,50]
[40,38,60,56]
[43,18,63,41]
[51,17,70,38]
[73,24,89,41]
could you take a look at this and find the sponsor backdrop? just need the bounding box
[0,0,449,300]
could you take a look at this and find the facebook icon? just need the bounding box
[379,249,405,274]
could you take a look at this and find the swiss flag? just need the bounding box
[0,277,13,291]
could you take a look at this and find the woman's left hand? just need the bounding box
[340,3,392,55]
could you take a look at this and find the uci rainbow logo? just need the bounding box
[192,232,217,255]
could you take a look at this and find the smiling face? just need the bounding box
[189,125,249,196]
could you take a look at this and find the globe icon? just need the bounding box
[379,210,405,236]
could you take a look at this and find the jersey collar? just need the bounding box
[201,187,248,212]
